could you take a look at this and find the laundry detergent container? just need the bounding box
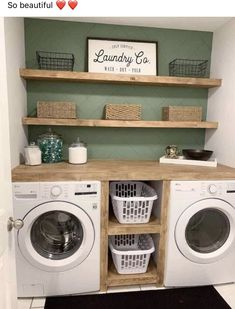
[110,181,158,224]
[109,234,155,274]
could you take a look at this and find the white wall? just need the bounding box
[205,18,235,168]
[0,17,17,309]
[4,18,28,168]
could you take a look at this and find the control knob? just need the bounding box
[208,184,217,194]
[51,185,62,197]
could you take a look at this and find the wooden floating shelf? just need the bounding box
[108,215,161,235]
[22,117,218,129]
[107,259,158,287]
[20,68,222,88]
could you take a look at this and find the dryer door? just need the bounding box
[175,198,235,264]
[17,201,95,272]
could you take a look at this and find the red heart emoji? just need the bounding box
[56,0,66,9]
[68,0,78,9]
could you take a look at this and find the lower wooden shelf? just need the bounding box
[107,259,159,287]
[108,214,161,235]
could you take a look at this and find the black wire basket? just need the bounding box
[169,59,208,77]
[36,51,75,71]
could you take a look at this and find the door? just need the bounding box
[0,17,17,309]
[18,201,95,272]
[175,198,235,264]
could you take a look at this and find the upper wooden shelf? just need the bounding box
[22,117,218,129]
[20,69,222,88]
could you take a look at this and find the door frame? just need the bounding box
[0,17,17,309]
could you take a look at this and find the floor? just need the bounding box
[18,283,235,309]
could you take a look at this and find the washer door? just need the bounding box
[18,201,95,272]
[175,199,235,264]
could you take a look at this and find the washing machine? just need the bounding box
[12,181,101,297]
[164,180,235,287]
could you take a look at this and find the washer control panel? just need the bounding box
[13,181,100,200]
[41,182,100,199]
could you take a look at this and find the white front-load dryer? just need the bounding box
[12,181,101,297]
[164,180,235,287]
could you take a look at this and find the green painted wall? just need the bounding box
[25,18,213,160]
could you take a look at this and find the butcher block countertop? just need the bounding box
[12,160,235,181]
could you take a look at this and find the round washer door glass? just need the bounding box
[185,208,230,254]
[175,199,235,264]
[31,210,83,260]
[18,201,95,272]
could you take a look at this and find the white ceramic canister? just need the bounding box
[24,143,42,166]
[68,137,87,164]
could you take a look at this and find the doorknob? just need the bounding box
[7,217,24,231]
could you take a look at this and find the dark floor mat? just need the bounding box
[45,286,231,309]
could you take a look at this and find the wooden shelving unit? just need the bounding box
[22,117,218,129]
[106,180,170,289]
[20,68,221,88]
[20,68,222,290]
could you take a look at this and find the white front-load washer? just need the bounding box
[12,181,101,297]
[164,180,235,287]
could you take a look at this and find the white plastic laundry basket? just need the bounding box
[109,234,155,274]
[110,181,158,224]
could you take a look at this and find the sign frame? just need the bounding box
[87,37,158,76]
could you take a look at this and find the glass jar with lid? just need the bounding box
[68,137,87,164]
[37,128,63,163]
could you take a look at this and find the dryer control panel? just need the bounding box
[172,180,235,200]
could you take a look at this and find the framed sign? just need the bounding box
[87,38,158,76]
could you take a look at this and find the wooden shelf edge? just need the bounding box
[108,215,161,235]
[22,117,218,129]
[107,259,159,287]
[20,68,221,88]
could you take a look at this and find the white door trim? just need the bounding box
[0,17,17,309]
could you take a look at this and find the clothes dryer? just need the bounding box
[164,180,235,286]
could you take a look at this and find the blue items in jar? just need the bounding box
[37,128,63,163]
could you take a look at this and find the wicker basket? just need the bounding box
[37,101,77,119]
[105,104,142,120]
[162,106,202,121]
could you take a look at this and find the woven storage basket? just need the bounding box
[105,104,141,120]
[162,106,202,121]
[37,101,77,119]
[109,234,155,274]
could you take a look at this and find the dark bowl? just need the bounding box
[182,149,213,161]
